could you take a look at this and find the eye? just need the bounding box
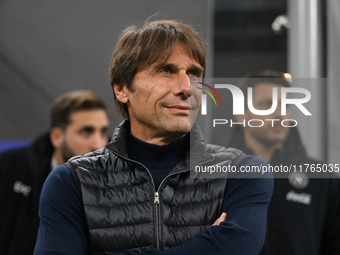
[189,70,199,77]
[160,68,172,74]
[79,127,94,137]
[188,68,203,79]
[101,127,108,137]
[190,73,202,84]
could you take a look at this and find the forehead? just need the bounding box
[253,82,284,100]
[68,109,108,126]
[168,43,199,61]
[143,43,202,70]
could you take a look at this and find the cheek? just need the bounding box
[130,91,154,111]
[192,88,201,100]
[66,134,87,150]
[99,137,108,147]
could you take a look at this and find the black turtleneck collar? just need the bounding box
[127,132,189,190]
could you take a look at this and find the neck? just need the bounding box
[54,149,65,166]
[244,132,282,162]
[128,131,188,167]
[130,128,186,146]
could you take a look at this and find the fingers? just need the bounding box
[212,212,227,226]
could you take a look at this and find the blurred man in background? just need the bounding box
[228,70,340,255]
[0,90,109,255]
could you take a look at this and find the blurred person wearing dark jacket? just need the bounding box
[228,70,340,255]
[0,90,109,255]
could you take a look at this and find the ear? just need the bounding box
[50,127,64,149]
[113,84,129,104]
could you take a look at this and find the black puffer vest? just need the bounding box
[67,120,244,254]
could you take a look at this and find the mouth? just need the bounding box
[165,105,191,114]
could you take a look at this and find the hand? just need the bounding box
[212,212,227,226]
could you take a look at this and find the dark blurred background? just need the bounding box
[214,0,287,77]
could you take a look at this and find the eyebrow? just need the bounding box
[78,126,109,133]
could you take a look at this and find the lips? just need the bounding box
[167,105,191,110]
[165,99,199,110]
[164,105,193,116]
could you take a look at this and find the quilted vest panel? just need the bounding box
[68,147,244,254]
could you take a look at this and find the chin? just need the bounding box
[173,125,191,134]
[165,122,191,136]
[267,137,286,145]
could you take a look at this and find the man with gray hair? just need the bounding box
[34,20,273,255]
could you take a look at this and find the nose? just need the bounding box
[174,72,191,97]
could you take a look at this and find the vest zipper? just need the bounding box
[152,170,191,250]
[154,192,160,249]
[112,153,214,250]
[111,156,160,248]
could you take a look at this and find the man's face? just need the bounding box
[58,109,109,162]
[116,43,203,144]
[243,83,290,147]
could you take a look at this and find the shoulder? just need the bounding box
[206,144,267,170]
[228,154,274,194]
[47,164,74,182]
[67,148,110,169]
[42,165,81,200]
[65,148,113,189]
[206,144,245,163]
[235,154,267,167]
[44,165,74,186]
[205,144,273,181]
